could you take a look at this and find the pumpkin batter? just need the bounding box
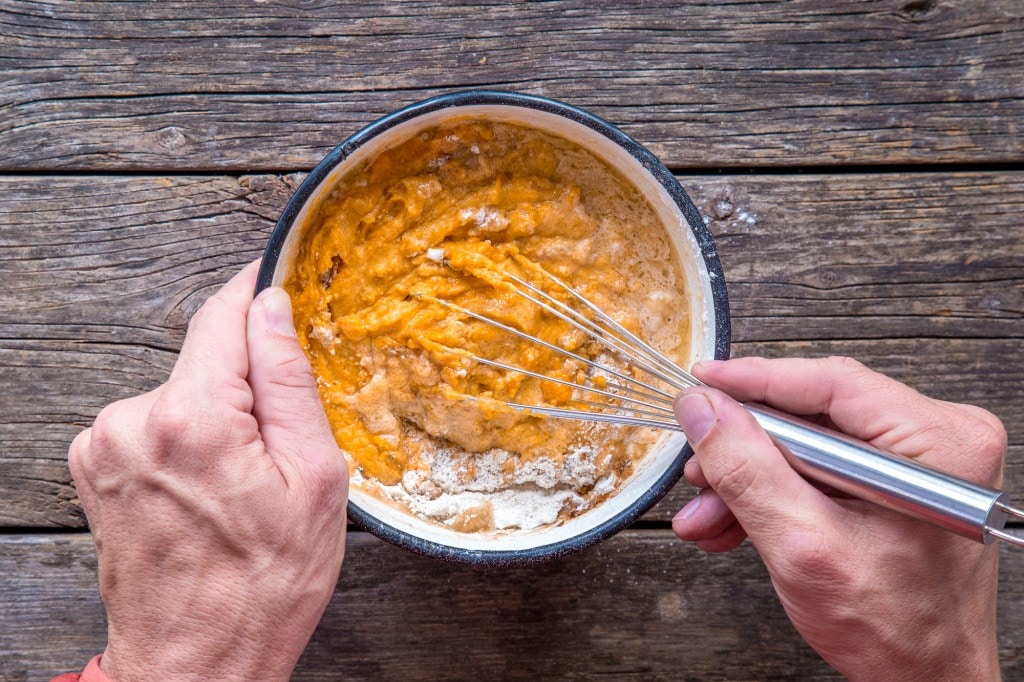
[285,119,690,532]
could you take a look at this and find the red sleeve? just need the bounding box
[51,655,110,682]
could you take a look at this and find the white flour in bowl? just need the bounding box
[363,432,636,532]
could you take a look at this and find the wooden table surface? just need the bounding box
[2,1,1022,679]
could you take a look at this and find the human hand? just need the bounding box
[68,261,348,682]
[672,357,1005,680]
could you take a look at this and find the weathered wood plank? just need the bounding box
[1,173,1020,527]
[2,531,1022,681]
[2,0,1023,170]
[692,173,1024,342]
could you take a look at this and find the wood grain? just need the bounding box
[4,2,1022,678]
[2,0,1023,171]
[3,531,1023,681]
[0,172,1020,528]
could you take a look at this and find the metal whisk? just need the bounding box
[425,259,1024,548]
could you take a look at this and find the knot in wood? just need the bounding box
[155,126,188,150]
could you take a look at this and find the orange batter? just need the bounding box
[284,119,690,532]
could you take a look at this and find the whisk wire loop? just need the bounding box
[503,400,683,431]
[523,263,703,388]
[575,398,676,422]
[436,344,675,414]
[501,271,694,392]
[422,294,676,401]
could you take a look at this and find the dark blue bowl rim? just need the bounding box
[256,89,731,566]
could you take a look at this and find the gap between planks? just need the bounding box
[0,161,1023,178]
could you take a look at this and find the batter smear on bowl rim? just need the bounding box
[285,119,691,533]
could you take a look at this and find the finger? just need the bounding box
[674,388,840,563]
[693,357,943,444]
[171,260,262,411]
[246,287,342,474]
[683,458,709,488]
[695,521,748,554]
[692,356,993,473]
[672,489,735,541]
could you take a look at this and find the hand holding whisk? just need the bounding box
[421,255,1024,548]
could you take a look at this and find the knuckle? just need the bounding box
[148,381,255,461]
[186,301,211,334]
[823,355,869,379]
[968,407,1008,455]
[780,532,847,586]
[78,397,147,476]
[89,401,131,453]
[950,405,1008,485]
[304,454,349,509]
[90,403,117,439]
[269,352,316,390]
[706,449,758,506]
[146,385,195,450]
[825,355,862,370]
[188,292,227,329]
[823,355,902,403]
[984,419,1009,456]
[67,428,91,480]
[185,290,236,342]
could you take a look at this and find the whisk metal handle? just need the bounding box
[747,404,1012,544]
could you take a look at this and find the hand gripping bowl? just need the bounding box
[257,90,731,565]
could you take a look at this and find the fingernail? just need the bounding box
[674,493,703,521]
[691,359,722,375]
[676,393,716,443]
[260,288,297,338]
[683,457,701,483]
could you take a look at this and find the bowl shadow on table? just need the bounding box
[296,530,839,681]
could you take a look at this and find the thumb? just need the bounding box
[674,388,838,559]
[247,287,339,469]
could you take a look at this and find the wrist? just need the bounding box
[101,633,296,682]
[842,646,999,682]
[832,612,999,682]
